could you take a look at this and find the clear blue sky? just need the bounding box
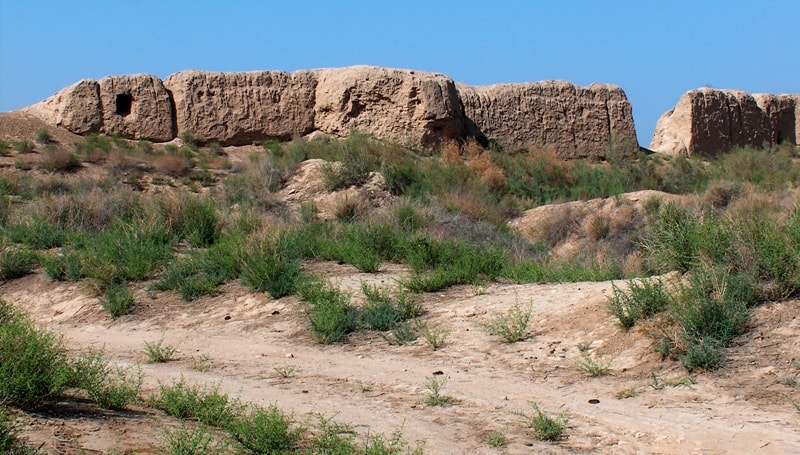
[2,1,799,146]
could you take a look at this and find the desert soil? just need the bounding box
[3,262,799,454]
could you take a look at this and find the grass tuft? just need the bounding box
[480,301,532,343]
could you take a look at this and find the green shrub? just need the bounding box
[0,140,10,156]
[574,353,613,376]
[227,405,304,454]
[519,402,568,441]
[39,253,65,280]
[323,134,383,190]
[399,236,506,292]
[0,246,37,280]
[4,219,69,250]
[0,300,73,409]
[12,141,33,154]
[673,268,753,343]
[153,235,243,301]
[181,197,220,247]
[307,415,363,453]
[161,423,228,455]
[383,158,427,196]
[100,282,135,317]
[240,242,302,299]
[360,284,402,331]
[299,280,358,343]
[480,302,532,343]
[80,220,175,285]
[711,146,800,191]
[35,128,54,145]
[143,338,177,363]
[71,348,141,410]
[679,338,726,371]
[669,267,753,371]
[423,375,454,406]
[642,203,700,273]
[149,379,243,428]
[607,278,672,330]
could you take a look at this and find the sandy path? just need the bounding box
[4,266,800,454]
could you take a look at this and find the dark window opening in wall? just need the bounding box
[115,93,132,116]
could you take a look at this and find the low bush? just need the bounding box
[0,246,37,280]
[40,149,80,172]
[12,141,34,154]
[4,218,69,249]
[227,405,304,454]
[480,301,532,343]
[299,280,358,343]
[0,300,73,409]
[149,379,243,429]
[161,423,228,455]
[153,153,191,177]
[240,242,302,299]
[519,402,568,442]
[80,220,175,286]
[100,282,135,317]
[72,348,141,410]
[321,133,380,191]
[607,278,672,330]
[360,284,402,331]
[143,338,178,363]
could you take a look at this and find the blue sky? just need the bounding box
[2,1,798,146]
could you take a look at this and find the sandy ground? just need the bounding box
[1,111,798,453]
[3,261,799,455]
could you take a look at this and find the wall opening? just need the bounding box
[115,93,132,116]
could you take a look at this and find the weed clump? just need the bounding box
[519,402,568,441]
[299,280,358,343]
[480,301,532,343]
[607,278,672,330]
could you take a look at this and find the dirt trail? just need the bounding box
[3,264,800,454]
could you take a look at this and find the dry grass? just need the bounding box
[153,154,191,177]
[40,148,81,172]
[467,149,506,191]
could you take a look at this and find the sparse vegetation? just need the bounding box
[423,375,455,406]
[518,402,568,442]
[574,353,613,377]
[607,278,672,330]
[100,281,135,317]
[149,379,243,428]
[484,430,509,448]
[615,386,638,399]
[12,140,34,154]
[144,338,178,363]
[160,423,229,455]
[480,301,532,343]
[417,320,449,350]
[3,128,800,448]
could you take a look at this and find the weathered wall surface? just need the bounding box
[650,88,800,156]
[23,79,103,135]
[21,66,641,156]
[23,74,174,141]
[313,66,467,148]
[98,74,174,142]
[458,81,638,158]
[163,70,317,145]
